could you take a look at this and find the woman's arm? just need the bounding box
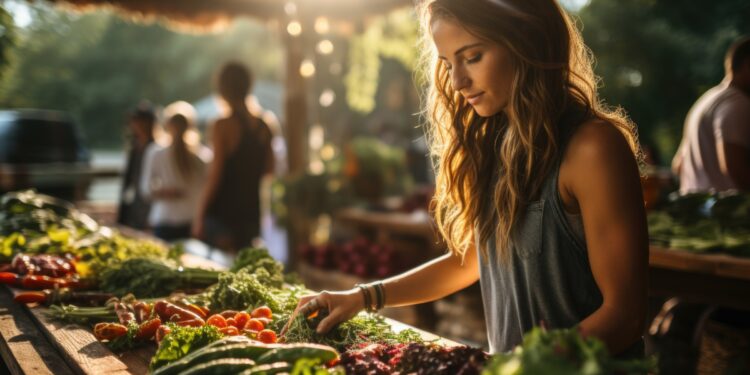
[561,121,649,355]
[295,247,480,334]
[192,121,227,238]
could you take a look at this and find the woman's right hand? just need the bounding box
[289,289,365,334]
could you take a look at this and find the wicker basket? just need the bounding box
[696,320,750,375]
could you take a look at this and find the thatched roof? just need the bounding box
[44,0,414,29]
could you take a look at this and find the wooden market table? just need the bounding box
[0,252,457,375]
[648,246,750,311]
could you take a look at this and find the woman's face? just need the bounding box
[431,17,514,117]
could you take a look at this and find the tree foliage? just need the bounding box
[578,0,750,164]
[0,3,282,148]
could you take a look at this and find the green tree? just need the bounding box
[579,0,750,164]
[0,4,16,82]
[0,2,282,148]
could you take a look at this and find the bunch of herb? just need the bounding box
[482,327,656,375]
[149,323,223,371]
[0,190,98,238]
[99,257,220,298]
[198,267,303,313]
[47,303,118,324]
[276,311,423,352]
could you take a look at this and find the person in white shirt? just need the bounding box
[141,101,212,241]
[673,36,750,193]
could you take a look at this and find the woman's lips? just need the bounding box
[466,92,484,105]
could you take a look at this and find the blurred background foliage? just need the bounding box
[0,0,748,164]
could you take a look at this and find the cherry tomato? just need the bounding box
[219,326,240,336]
[234,312,251,330]
[226,317,239,329]
[257,329,277,344]
[251,306,272,319]
[245,318,265,332]
[220,310,239,319]
[206,314,228,328]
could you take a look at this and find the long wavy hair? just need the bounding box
[419,0,641,262]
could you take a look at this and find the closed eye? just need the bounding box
[466,53,482,64]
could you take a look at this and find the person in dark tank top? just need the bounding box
[286,0,649,359]
[192,62,275,252]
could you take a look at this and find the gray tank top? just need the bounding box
[477,157,644,357]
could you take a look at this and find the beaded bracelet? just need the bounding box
[355,283,374,312]
[372,282,385,310]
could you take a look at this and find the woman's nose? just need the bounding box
[451,68,470,91]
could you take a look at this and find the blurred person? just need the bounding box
[117,101,156,230]
[140,101,212,242]
[673,36,750,193]
[289,0,648,358]
[192,62,275,252]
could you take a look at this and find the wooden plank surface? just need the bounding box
[25,306,151,375]
[0,287,75,375]
[649,245,750,281]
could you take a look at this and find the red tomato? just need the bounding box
[245,318,264,332]
[251,306,272,319]
[226,317,238,329]
[257,329,277,344]
[206,314,228,328]
[219,326,240,336]
[234,312,251,330]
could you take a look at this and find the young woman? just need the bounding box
[293,0,649,357]
[141,102,211,241]
[192,62,275,252]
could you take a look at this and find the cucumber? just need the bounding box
[154,343,280,375]
[177,358,255,375]
[255,344,338,364]
[238,362,292,375]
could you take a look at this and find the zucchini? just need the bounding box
[177,358,255,375]
[154,343,280,375]
[238,362,292,375]
[255,344,338,364]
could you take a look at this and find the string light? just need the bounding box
[314,17,330,34]
[300,59,316,77]
[284,2,297,15]
[317,39,334,55]
[319,89,335,107]
[287,21,302,36]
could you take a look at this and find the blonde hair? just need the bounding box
[162,101,202,181]
[418,0,641,262]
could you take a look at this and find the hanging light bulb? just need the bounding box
[287,21,302,36]
[314,17,330,34]
[300,59,316,78]
[284,2,297,16]
[319,89,335,107]
[316,39,334,55]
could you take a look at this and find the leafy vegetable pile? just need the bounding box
[0,190,176,280]
[648,191,750,256]
[482,328,655,375]
[275,309,423,353]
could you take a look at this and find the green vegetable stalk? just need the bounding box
[100,258,221,298]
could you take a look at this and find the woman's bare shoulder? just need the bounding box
[564,119,635,165]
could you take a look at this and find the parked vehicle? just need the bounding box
[0,109,92,201]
